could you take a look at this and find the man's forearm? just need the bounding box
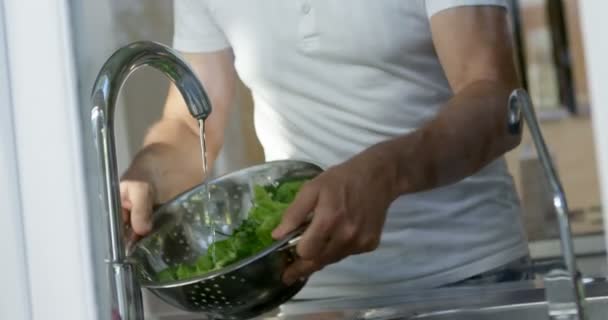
[378,80,521,197]
[122,118,222,203]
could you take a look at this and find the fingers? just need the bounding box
[120,181,155,236]
[277,161,389,286]
[272,182,319,239]
[295,204,334,260]
[120,184,132,224]
[282,258,323,285]
[316,226,355,265]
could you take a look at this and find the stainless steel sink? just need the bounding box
[409,295,608,320]
[270,278,608,320]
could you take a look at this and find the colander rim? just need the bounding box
[149,159,323,215]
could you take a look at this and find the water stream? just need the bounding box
[198,119,217,260]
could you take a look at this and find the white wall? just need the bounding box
[579,2,608,255]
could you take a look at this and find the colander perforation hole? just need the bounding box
[205,287,211,292]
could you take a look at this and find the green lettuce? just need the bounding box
[155,179,307,282]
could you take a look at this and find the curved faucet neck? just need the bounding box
[92,41,212,122]
[90,41,213,320]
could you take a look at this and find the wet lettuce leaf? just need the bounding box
[155,179,307,282]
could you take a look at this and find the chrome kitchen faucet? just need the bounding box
[508,89,587,320]
[91,41,212,320]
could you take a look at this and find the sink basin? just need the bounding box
[270,278,608,320]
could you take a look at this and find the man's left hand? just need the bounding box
[272,146,399,285]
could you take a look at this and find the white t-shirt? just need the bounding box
[173,0,529,300]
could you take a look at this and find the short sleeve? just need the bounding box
[425,0,508,18]
[173,0,230,53]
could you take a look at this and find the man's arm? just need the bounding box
[273,6,522,284]
[388,6,521,194]
[121,49,236,234]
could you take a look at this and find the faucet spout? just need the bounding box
[90,41,213,320]
[92,41,212,120]
[507,89,587,320]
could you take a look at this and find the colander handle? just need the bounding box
[278,235,302,252]
[276,221,310,252]
[124,204,164,255]
[124,224,139,256]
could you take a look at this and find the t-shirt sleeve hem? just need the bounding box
[425,0,508,18]
[172,36,231,54]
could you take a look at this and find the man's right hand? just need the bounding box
[120,179,156,236]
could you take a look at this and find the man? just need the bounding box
[120,0,530,301]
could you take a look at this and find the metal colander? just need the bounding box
[128,160,323,320]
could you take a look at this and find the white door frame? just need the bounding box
[0,1,31,319]
[1,1,98,319]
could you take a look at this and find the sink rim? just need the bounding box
[277,277,608,319]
